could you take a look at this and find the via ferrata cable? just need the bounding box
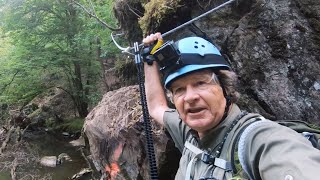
[111,0,236,55]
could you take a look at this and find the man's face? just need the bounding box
[170,70,226,137]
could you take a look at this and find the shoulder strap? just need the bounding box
[236,118,270,180]
[183,112,265,180]
[226,115,265,176]
[229,119,261,173]
[211,113,263,179]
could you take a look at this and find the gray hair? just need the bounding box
[215,70,240,103]
[166,69,240,103]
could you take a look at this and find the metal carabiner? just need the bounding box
[110,32,135,55]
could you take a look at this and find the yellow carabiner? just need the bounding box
[150,39,164,55]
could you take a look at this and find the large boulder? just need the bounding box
[84,86,180,179]
[10,87,77,129]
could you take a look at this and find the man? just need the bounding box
[143,33,320,180]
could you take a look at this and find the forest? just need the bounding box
[0,0,121,118]
[0,0,124,179]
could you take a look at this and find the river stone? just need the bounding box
[57,153,72,164]
[62,132,70,136]
[69,136,85,147]
[71,168,92,180]
[40,156,57,167]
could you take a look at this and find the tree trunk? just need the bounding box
[73,61,88,118]
[96,37,109,91]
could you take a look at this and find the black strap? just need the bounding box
[162,53,230,84]
[179,54,229,67]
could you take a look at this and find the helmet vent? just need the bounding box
[194,41,200,49]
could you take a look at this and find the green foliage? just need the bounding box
[76,0,120,56]
[44,117,84,133]
[309,123,320,131]
[44,117,56,129]
[0,0,120,116]
[55,117,85,133]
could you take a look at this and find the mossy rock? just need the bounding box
[139,0,183,35]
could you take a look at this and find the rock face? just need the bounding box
[84,86,180,179]
[85,0,320,179]
[113,0,320,124]
[222,0,320,123]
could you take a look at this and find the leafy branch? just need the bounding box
[0,70,20,96]
[71,0,121,31]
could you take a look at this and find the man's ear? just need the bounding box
[166,89,175,107]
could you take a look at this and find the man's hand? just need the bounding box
[143,33,168,126]
[142,32,163,46]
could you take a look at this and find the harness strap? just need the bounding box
[184,141,232,180]
[185,150,201,180]
[185,141,203,154]
[212,114,262,180]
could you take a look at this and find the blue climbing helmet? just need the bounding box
[160,37,231,89]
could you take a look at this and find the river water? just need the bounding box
[0,130,91,180]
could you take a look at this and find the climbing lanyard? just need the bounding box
[134,42,159,180]
[111,1,237,179]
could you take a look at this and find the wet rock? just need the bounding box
[40,156,57,167]
[40,153,72,167]
[21,87,77,128]
[69,136,85,147]
[71,168,92,180]
[57,153,72,164]
[62,132,70,137]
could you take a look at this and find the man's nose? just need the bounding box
[183,86,199,103]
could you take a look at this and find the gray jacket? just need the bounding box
[163,104,320,180]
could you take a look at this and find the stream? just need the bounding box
[0,130,91,180]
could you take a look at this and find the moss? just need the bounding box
[139,0,183,35]
[309,123,320,131]
[26,108,42,119]
[44,117,56,128]
[56,117,84,133]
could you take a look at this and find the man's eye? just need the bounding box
[196,81,207,86]
[173,88,184,96]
